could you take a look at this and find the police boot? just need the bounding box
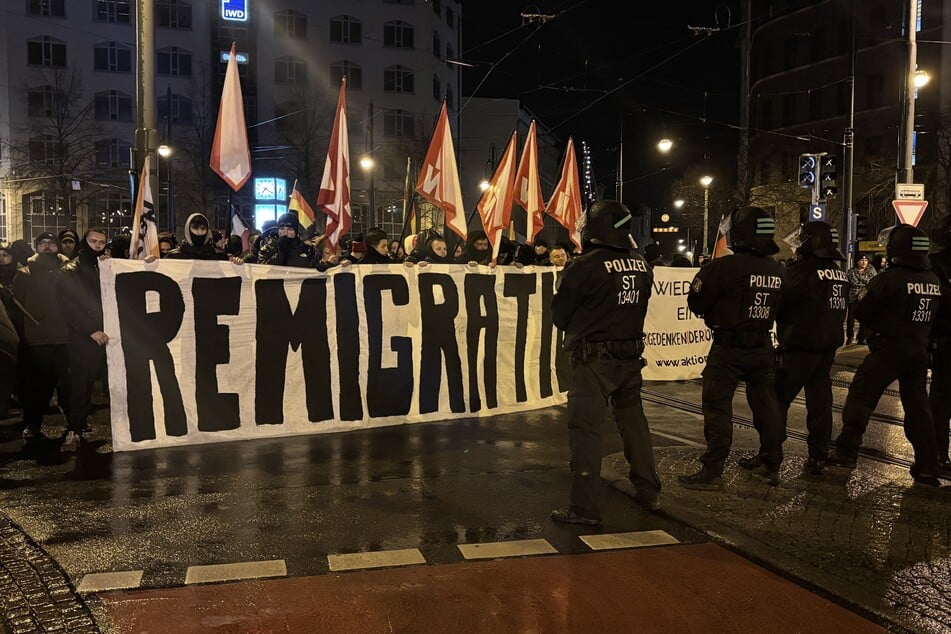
[678,468,724,491]
[909,464,941,488]
[737,452,764,471]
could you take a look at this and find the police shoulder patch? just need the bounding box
[691,278,703,293]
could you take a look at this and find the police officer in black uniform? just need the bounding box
[739,221,849,476]
[928,215,951,479]
[679,206,786,490]
[551,200,660,525]
[829,224,941,486]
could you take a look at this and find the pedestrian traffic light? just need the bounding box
[820,154,838,199]
[798,154,817,189]
[855,213,868,240]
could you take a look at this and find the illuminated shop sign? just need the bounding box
[221,0,248,22]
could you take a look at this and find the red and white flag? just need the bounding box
[230,206,251,252]
[477,131,519,263]
[415,102,467,240]
[210,42,251,191]
[130,155,160,259]
[514,120,545,242]
[316,79,351,249]
[546,138,583,251]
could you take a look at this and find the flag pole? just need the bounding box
[397,156,416,248]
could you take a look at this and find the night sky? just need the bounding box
[461,0,741,213]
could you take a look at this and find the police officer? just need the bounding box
[829,224,941,486]
[679,206,786,490]
[929,215,951,479]
[551,200,660,525]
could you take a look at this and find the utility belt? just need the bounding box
[867,332,929,353]
[712,330,772,349]
[571,338,645,364]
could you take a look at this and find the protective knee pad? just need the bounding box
[611,385,641,409]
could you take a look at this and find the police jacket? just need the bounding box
[687,251,784,336]
[929,249,951,341]
[776,254,849,352]
[856,265,940,344]
[552,244,652,350]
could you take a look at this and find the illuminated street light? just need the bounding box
[479,178,490,192]
[673,199,685,209]
[914,69,931,88]
[157,144,172,158]
[360,155,375,171]
[699,175,713,188]
[699,175,713,254]
[657,138,673,153]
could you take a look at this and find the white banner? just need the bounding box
[642,267,712,380]
[101,260,568,451]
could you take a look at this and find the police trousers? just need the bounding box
[566,355,660,519]
[700,342,784,473]
[837,338,936,471]
[929,336,951,462]
[775,348,836,461]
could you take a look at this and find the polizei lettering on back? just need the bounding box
[604,258,649,274]
[817,268,848,282]
[907,282,941,295]
[749,274,782,289]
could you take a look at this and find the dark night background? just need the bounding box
[461,0,742,215]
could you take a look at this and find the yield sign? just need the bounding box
[891,200,929,227]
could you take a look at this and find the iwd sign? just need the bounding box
[221,0,248,21]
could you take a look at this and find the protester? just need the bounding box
[457,230,491,265]
[679,207,786,489]
[8,239,34,267]
[551,200,661,525]
[845,254,876,344]
[243,222,276,263]
[58,229,79,260]
[166,213,227,260]
[351,227,392,264]
[548,244,570,267]
[57,228,109,452]
[225,235,245,259]
[406,235,453,265]
[107,234,131,259]
[158,235,175,257]
[670,253,693,267]
[532,239,549,265]
[314,235,342,272]
[388,239,403,262]
[255,212,317,267]
[644,243,665,267]
[829,225,941,486]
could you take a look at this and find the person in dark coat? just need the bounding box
[8,239,34,267]
[927,215,951,479]
[107,234,131,259]
[255,212,317,267]
[58,229,79,260]
[457,230,491,265]
[57,228,110,452]
[406,234,453,265]
[352,227,393,265]
[165,213,227,260]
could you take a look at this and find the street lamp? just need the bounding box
[657,138,673,153]
[914,69,931,88]
[360,153,376,229]
[699,175,713,254]
[673,199,685,209]
[157,145,173,231]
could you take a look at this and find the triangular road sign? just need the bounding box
[892,200,928,227]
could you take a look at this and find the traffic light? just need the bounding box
[820,154,838,199]
[798,154,817,189]
[855,213,868,240]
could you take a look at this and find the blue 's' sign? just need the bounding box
[809,203,826,222]
[221,0,248,21]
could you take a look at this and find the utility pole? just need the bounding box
[902,0,919,184]
[367,102,375,229]
[842,0,856,269]
[134,0,156,209]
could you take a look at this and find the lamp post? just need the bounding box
[359,153,376,232]
[157,144,172,231]
[657,138,673,153]
[901,0,919,184]
[700,175,713,254]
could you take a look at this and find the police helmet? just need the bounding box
[886,223,931,270]
[932,214,951,250]
[730,206,779,256]
[798,221,844,260]
[579,200,633,249]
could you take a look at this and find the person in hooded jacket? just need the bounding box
[58,229,79,260]
[405,235,453,265]
[255,212,317,267]
[828,225,941,486]
[8,239,34,267]
[550,200,660,525]
[12,232,71,442]
[679,207,786,490]
[165,213,227,260]
[928,215,951,480]
[351,227,393,265]
[739,221,849,476]
[457,230,491,265]
[57,228,110,452]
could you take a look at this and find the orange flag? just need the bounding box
[289,180,316,230]
[316,79,351,249]
[415,101,467,240]
[546,138,583,251]
[209,42,251,191]
[514,120,545,242]
[477,131,519,263]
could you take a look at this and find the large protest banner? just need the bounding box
[101,260,569,451]
[642,267,712,381]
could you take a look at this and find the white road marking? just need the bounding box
[328,549,426,572]
[457,539,557,560]
[651,430,705,448]
[76,570,143,593]
[580,530,680,551]
[184,559,287,585]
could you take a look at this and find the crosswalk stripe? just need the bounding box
[328,548,426,572]
[458,539,557,560]
[76,570,143,593]
[580,530,680,551]
[184,560,287,585]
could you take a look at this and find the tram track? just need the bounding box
[641,387,914,471]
